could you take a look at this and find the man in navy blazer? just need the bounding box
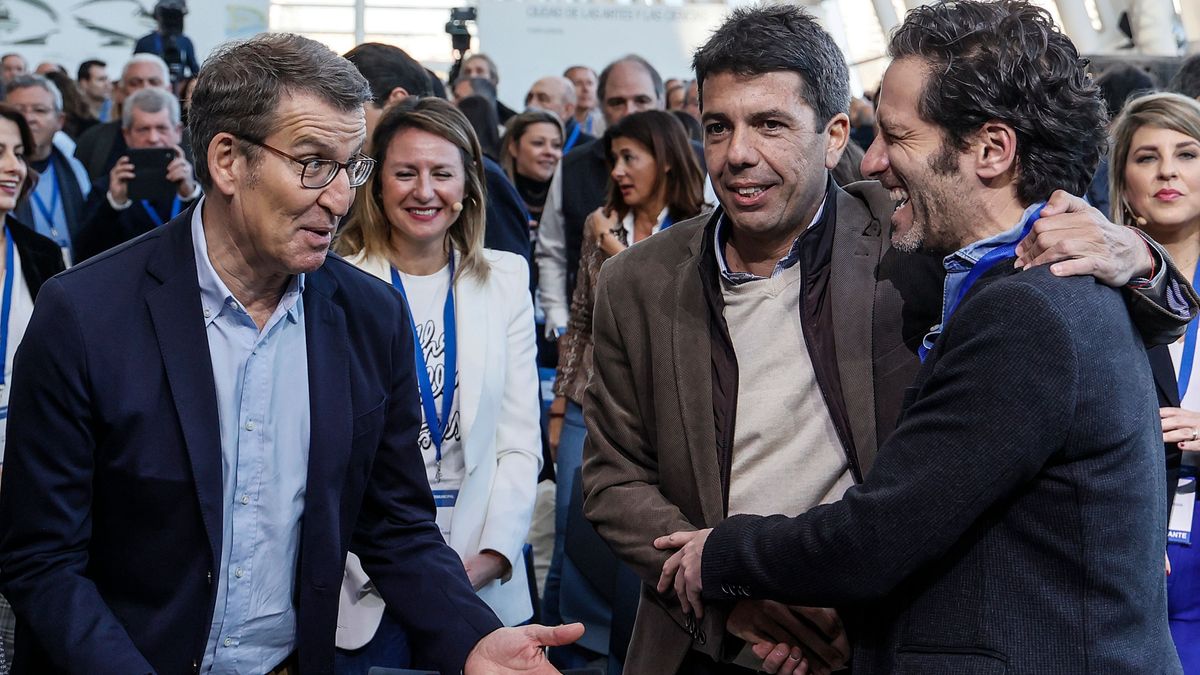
[0,33,578,675]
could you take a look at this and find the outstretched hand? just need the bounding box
[464,623,585,674]
[1013,190,1152,286]
[654,528,713,618]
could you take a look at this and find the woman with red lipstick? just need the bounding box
[1110,91,1200,674]
[0,102,67,670]
[332,97,542,674]
[543,111,705,656]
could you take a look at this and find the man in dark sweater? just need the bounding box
[654,2,1182,673]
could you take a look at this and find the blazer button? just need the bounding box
[206,571,212,585]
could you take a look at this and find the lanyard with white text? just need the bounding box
[918,203,1043,363]
[31,163,60,237]
[391,257,457,482]
[1177,257,1200,401]
[0,226,15,394]
[140,195,183,228]
[563,123,582,154]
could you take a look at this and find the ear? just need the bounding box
[122,126,134,147]
[384,87,409,109]
[822,112,851,171]
[206,132,241,198]
[973,121,1017,180]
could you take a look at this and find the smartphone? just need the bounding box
[126,147,178,203]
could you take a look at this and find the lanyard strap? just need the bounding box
[0,226,15,389]
[1177,257,1200,401]
[919,204,1043,363]
[660,213,675,231]
[140,195,183,228]
[390,257,457,465]
[563,123,582,154]
[31,163,60,230]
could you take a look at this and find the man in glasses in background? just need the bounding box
[0,33,579,675]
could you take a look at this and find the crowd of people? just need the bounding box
[0,0,1194,674]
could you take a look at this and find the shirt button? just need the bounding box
[223,637,232,647]
[234,567,244,579]
[244,420,255,431]
[240,494,249,505]
[203,308,212,318]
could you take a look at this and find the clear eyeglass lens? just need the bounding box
[347,158,375,187]
[302,160,337,188]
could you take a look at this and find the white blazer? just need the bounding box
[337,248,543,648]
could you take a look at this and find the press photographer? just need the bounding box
[75,87,200,262]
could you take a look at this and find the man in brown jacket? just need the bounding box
[580,5,1192,675]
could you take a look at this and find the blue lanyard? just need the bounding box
[919,204,1043,363]
[0,226,15,391]
[140,195,183,228]
[31,163,60,233]
[563,123,582,154]
[660,213,675,230]
[1177,257,1200,401]
[390,257,457,480]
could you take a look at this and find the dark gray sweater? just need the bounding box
[703,262,1180,674]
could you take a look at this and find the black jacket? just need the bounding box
[74,177,199,263]
[13,149,89,255]
[704,263,1181,674]
[7,216,66,299]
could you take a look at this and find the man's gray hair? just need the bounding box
[122,53,170,85]
[123,87,180,129]
[6,74,63,112]
[188,32,372,189]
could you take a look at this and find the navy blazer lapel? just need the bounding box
[1148,344,1181,407]
[299,266,351,585]
[144,208,224,566]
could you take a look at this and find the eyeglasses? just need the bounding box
[234,135,375,189]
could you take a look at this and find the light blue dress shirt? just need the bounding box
[713,198,826,284]
[190,202,312,674]
[921,202,1042,354]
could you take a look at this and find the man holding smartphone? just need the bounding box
[75,87,200,262]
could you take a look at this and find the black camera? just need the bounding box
[444,7,476,54]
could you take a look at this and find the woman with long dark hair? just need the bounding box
[542,110,706,659]
[0,101,68,670]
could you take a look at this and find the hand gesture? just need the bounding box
[1162,407,1200,450]
[464,623,585,674]
[654,528,712,618]
[166,145,197,199]
[108,155,135,205]
[588,206,620,240]
[464,550,510,591]
[728,600,848,675]
[1014,190,1152,286]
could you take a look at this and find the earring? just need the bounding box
[1123,200,1147,227]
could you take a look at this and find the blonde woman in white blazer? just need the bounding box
[332,97,541,672]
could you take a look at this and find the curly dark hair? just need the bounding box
[691,4,849,126]
[888,0,1107,204]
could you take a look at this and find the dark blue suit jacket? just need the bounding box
[0,207,501,674]
[705,264,1180,673]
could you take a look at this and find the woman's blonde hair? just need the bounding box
[1109,91,1200,227]
[336,96,490,281]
